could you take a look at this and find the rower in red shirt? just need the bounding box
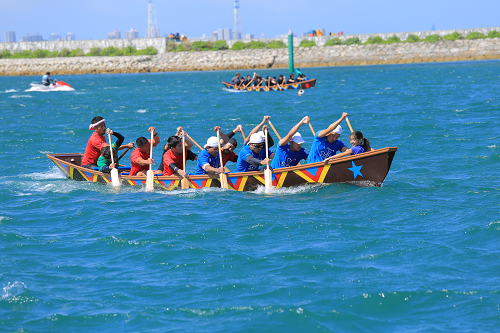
[81,116,133,169]
[129,127,161,176]
[219,125,243,166]
[162,131,194,178]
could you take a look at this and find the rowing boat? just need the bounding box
[222,79,317,92]
[46,147,397,191]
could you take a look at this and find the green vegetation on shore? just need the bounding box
[1,30,499,59]
[0,46,158,59]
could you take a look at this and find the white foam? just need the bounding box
[137,109,147,113]
[21,166,66,180]
[9,95,32,98]
[2,281,27,299]
[5,89,17,93]
[487,145,497,148]
[222,88,247,93]
[113,110,123,113]
[0,216,11,224]
[250,183,326,196]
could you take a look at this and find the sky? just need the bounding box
[1,0,499,41]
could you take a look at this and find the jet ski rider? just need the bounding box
[42,72,55,86]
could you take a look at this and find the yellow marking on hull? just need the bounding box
[318,165,330,183]
[293,170,315,183]
[254,175,266,185]
[237,176,248,191]
[277,171,288,188]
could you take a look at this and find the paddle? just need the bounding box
[346,118,354,133]
[145,130,154,192]
[308,123,315,136]
[264,128,272,193]
[186,133,203,151]
[181,135,189,189]
[239,125,246,141]
[117,148,130,162]
[107,132,120,187]
[268,121,282,141]
[216,130,229,189]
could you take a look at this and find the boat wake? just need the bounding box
[222,88,247,93]
[25,86,75,92]
[21,166,66,180]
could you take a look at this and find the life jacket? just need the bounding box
[42,74,49,83]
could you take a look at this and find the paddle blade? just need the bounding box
[181,178,189,190]
[220,173,229,189]
[264,167,273,193]
[146,170,154,191]
[111,168,120,187]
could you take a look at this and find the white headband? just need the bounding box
[89,119,105,130]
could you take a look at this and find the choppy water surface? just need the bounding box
[1,62,500,332]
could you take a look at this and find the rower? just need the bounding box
[234,132,274,172]
[158,127,197,173]
[129,127,161,176]
[270,116,310,169]
[307,112,350,163]
[230,73,241,86]
[161,132,193,178]
[96,130,124,173]
[81,116,133,170]
[324,131,374,162]
[193,137,225,175]
[287,73,296,84]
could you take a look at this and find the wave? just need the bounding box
[2,281,27,300]
[222,88,247,93]
[20,166,66,180]
[4,89,17,93]
[137,109,147,113]
[9,95,32,98]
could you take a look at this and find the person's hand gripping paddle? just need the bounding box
[145,130,154,192]
[107,130,120,187]
[264,128,273,193]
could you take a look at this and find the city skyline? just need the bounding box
[1,0,499,42]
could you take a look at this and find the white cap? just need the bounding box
[291,132,305,144]
[204,136,219,148]
[332,125,342,134]
[249,132,264,144]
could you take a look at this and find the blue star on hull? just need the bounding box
[348,161,363,179]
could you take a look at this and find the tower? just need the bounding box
[146,0,159,38]
[233,0,242,40]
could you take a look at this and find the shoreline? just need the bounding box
[1,38,499,76]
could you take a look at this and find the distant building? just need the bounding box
[223,28,232,40]
[5,31,16,43]
[66,33,75,40]
[49,33,60,41]
[431,23,436,31]
[211,32,217,40]
[245,34,254,40]
[22,32,44,42]
[107,29,121,39]
[125,28,139,39]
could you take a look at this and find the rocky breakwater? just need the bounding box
[1,38,499,76]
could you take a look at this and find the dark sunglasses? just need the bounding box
[252,143,264,148]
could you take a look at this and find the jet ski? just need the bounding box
[27,80,75,92]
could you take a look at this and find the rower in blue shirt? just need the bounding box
[270,116,310,169]
[307,112,350,163]
[234,132,274,172]
[193,136,226,175]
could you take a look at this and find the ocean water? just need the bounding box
[1,62,499,332]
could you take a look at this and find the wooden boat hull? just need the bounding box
[47,147,397,191]
[222,79,317,92]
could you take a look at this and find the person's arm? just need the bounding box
[186,150,197,161]
[112,131,124,148]
[169,163,188,178]
[179,130,194,150]
[278,116,310,146]
[324,148,353,162]
[204,164,224,174]
[118,142,134,150]
[148,127,160,147]
[263,125,274,147]
[244,116,270,145]
[317,112,349,138]
[213,126,229,144]
[245,155,269,167]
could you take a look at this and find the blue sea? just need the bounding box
[1,61,499,332]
